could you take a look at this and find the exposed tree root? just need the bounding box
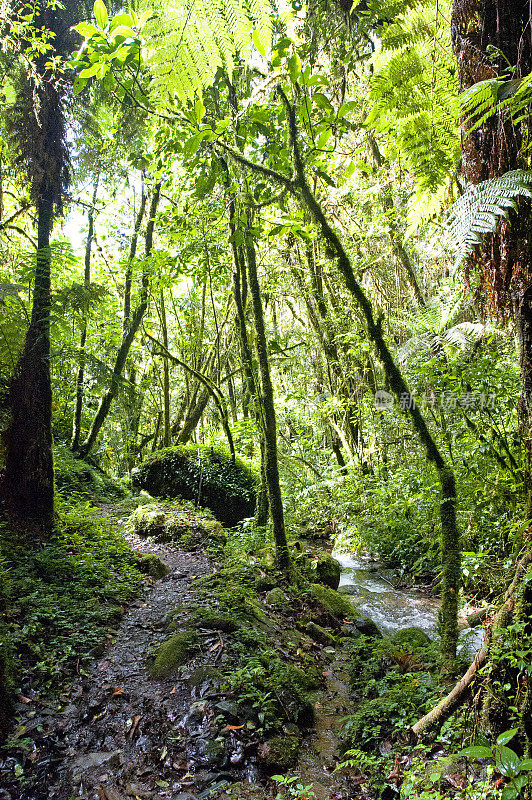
[412,550,532,740]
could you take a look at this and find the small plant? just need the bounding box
[460,728,532,800]
[273,775,317,800]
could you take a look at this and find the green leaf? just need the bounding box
[519,759,532,770]
[79,62,102,78]
[313,167,336,187]
[252,28,266,59]
[288,52,301,83]
[74,22,99,38]
[495,745,521,778]
[458,746,492,759]
[316,128,332,149]
[338,100,358,119]
[110,12,133,29]
[93,0,108,29]
[496,728,518,746]
[312,92,334,115]
[183,130,210,159]
[194,98,206,122]
[109,25,135,40]
[73,77,89,94]
[344,160,356,180]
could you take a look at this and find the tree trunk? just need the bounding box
[71,175,99,451]
[280,89,459,660]
[245,233,290,570]
[159,287,171,447]
[79,183,161,456]
[3,199,55,533]
[124,178,147,333]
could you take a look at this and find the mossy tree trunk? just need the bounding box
[227,180,270,522]
[245,230,290,569]
[79,183,161,457]
[71,175,99,452]
[3,199,55,533]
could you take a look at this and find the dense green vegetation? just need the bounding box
[1,0,532,797]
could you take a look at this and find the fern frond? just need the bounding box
[143,0,272,103]
[446,170,532,268]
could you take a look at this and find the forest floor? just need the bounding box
[1,501,357,800]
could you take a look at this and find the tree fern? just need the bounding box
[446,170,532,269]
[366,0,460,227]
[143,0,272,103]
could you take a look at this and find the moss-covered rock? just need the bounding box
[391,627,431,648]
[258,732,301,771]
[136,553,169,579]
[131,505,166,538]
[149,631,198,677]
[131,444,258,526]
[315,553,341,590]
[305,621,336,647]
[192,612,240,633]
[355,617,382,639]
[309,583,354,618]
[265,587,288,608]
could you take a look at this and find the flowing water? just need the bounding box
[294,551,484,797]
[334,552,441,637]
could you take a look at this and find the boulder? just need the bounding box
[257,732,301,771]
[309,583,354,618]
[315,553,341,589]
[391,627,431,648]
[136,553,169,579]
[305,621,336,647]
[149,631,198,677]
[132,445,258,527]
[265,587,288,608]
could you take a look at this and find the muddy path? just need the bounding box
[1,506,265,800]
[0,506,361,800]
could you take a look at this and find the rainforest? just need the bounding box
[1,1,532,799]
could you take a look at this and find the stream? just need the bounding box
[294,551,484,798]
[335,551,484,654]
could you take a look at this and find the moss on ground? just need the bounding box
[309,583,355,618]
[54,443,126,502]
[149,631,199,677]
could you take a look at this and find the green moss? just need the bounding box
[149,631,198,678]
[391,627,431,648]
[265,587,288,607]
[315,552,341,590]
[131,505,166,538]
[136,553,169,579]
[167,608,239,633]
[309,583,355,618]
[305,621,336,647]
[132,444,258,526]
[54,443,125,503]
[259,732,301,771]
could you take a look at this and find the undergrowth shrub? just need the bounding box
[54,442,126,503]
[342,634,439,751]
[1,501,142,691]
[132,444,258,526]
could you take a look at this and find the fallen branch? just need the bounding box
[411,549,532,740]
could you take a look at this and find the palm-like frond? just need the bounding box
[446,169,532,268]
[144,0,272,102]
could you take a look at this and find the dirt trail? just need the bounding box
[1,506,358,800]
[2,502,251,800]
